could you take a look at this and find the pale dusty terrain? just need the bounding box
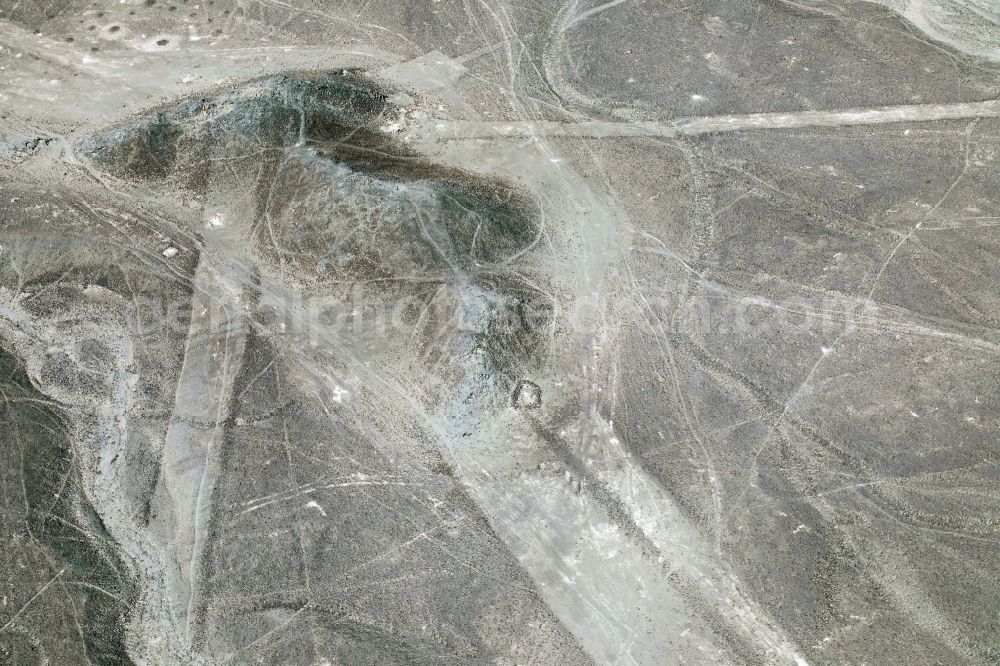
[1,1,999,664]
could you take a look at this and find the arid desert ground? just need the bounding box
[1,0,999,663]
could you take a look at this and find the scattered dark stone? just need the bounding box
[512,380,542,410]
[0,347,137,665]
[430,460,455,477]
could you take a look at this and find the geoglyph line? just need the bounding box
[421,99,1000,140]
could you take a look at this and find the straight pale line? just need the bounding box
[423,99,1000,140]
[0,568,66,634]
